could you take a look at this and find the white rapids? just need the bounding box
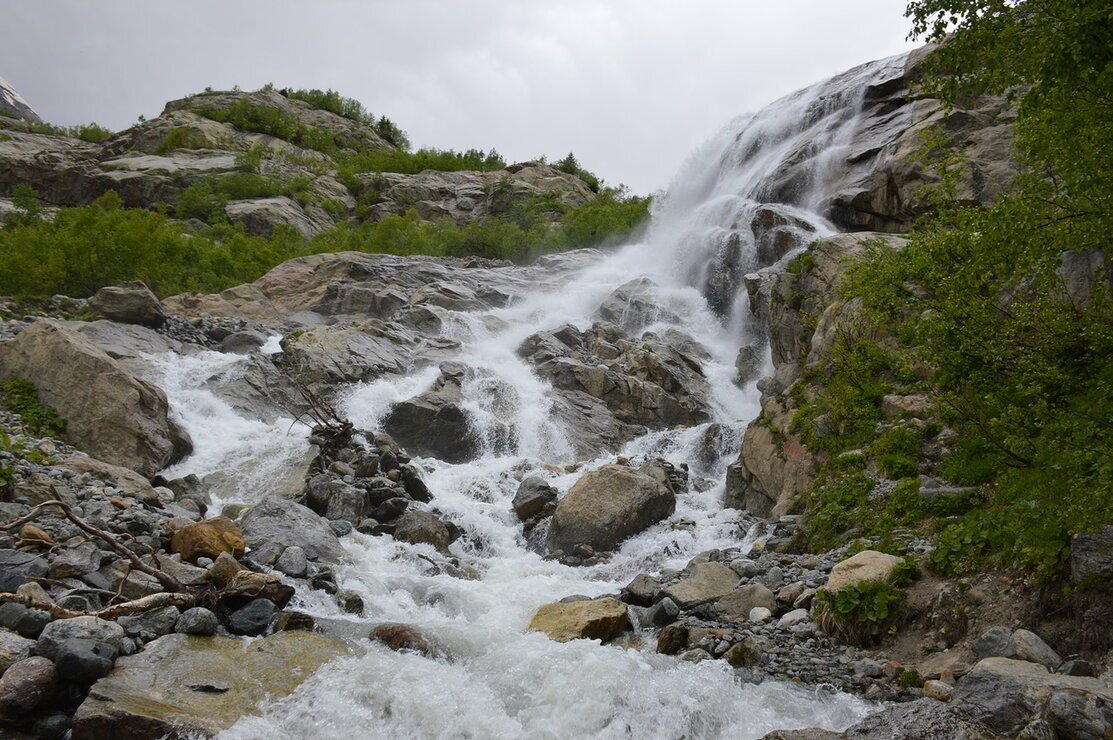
[150,53,908,739]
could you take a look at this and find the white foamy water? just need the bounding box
[148,53,909,739]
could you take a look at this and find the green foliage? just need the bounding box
[274,87,411,149]
[0,118,112,141]
[338,147,506,177]
[791,328,914,455]
[155,127,211,154]
[555,152,602,192]
[870,425,923,479]
[0,184,651,299]
[277,87,374,125]
[560,187,651,248]
[0,191,305,297]
[817,0,1113,577]
[1,379,65,437]
[175,172,311,223]
[70,123,112,143]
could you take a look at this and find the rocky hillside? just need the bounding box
[0,85,597,239]
[0,77,39,123]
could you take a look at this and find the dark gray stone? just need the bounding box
[972,626,1015,660]
[117,606,181,643]
[52,638,118,682]
[0,549,48,592]
[512,476,558,521]
[35,616,127,661]
[174,607,219,636]
[227,599,277,636]
[240,497,344,563]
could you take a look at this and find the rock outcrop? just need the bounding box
[726,233,906,517]
[0,320,191,476]
[0,75,40,122]
[0,87,598,239]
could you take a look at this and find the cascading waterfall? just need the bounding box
[149,53,910,739]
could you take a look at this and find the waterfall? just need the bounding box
[149,52,910,739]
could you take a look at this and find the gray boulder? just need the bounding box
[33,617,127,662]
[952,657,1113,737]
[512,476,557,521]
[546,464,675,555]
[240,497,344,563]
[392,510,457,552]
[89,281,167,327]
[175,607,220,636]
[0,656,56,713]
[0,320,191,476]
[382,363,481,463]
[1070,524,1113,583]
[0,550,48,593]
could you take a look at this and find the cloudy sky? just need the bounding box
[3,1,917,194]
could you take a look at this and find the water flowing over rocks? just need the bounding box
[0,43,1061,739]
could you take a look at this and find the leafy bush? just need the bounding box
[155,127,211,154]
[276,86,374,125]
[555,152,601,192]
[1,378,66,437]
[70,123,112,143]
[175,173,311,223]
[0,191,305,297]
[337,147,506,178]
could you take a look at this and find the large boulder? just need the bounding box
[239,497,344,563]
[1070,524,1113,583]
[763,698,1001,739]
[0,320,191,476]
[951,657,1113,737]
[381,363,481,463]
[528,598,629,643]
[88,281,167,327]
[546,464,675,555]
[71,631,348,738]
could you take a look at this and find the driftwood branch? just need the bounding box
[0,591,195,620]
[1,500,184,592]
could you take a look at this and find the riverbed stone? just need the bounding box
[511,476,557,521]
[240,497,344,563]
[0,655,56,712]
[547,464,675,556]
[712,582,775,622]
[71,632,348,738]
[529,597,629,643]
[664,563,740,609]
[170,516,245,564]
[175,608,219,636]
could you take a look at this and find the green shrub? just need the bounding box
[156,127,211,154]
[813,557,918,645]
[1,378,66,437]
[338,147,506,176]
[555,152,601,192]
[175,173,311,223]
[277,87,374,125]
[70,123,112,143]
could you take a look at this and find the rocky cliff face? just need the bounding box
[0,76,39,123]
[0,87,595,236]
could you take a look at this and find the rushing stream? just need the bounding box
[152,53,908,739]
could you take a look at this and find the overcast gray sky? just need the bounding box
[2,1,917,194]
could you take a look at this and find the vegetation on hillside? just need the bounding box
[795,0,1112,579]
[0,116,113,143]
[0,184,650,298]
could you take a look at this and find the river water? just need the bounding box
[153,52,908,739]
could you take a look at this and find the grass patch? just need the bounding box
[1,378,66,437]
